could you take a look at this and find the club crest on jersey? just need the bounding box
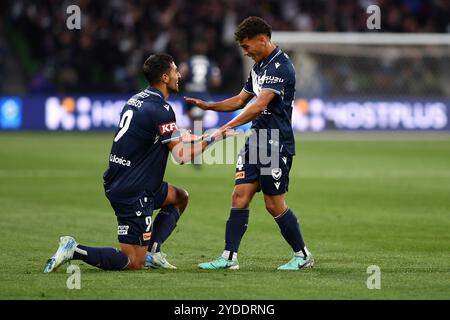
[272,168,282,180]
[159,122,178,135]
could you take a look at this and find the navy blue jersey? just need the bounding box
[185,55,217,93]
[103,87,181,205]
[243,47,296,155]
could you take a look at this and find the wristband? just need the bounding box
[205,135,216,146]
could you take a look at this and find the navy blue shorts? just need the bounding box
[110,182,168,246]
[234,146,293,196]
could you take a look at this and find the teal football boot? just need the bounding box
[277,253,314,270]
[198,256,239,270]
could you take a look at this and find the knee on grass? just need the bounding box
[126,255,145,270]
[175,188,189,214]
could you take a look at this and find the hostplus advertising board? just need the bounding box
[1,95,449,131]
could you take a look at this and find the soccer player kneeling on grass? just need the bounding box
[185,17,314,270]
[44,54,233,272]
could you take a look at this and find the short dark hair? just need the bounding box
[143,53,174,85]
[234,16,272,42]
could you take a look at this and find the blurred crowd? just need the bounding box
[1,0,449,95]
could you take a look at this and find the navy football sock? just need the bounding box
[224,208,249,255]
[72,245,129,270]
[148,205,180,253]
[275,208,306,254]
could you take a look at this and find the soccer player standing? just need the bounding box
[44,54,230,272]
[185,17,314,270]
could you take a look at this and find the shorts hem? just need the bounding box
[118,237,149,247]
[235,178,258,185]
[261,189,287,196]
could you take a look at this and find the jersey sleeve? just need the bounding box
[155,104,182,144]
[242,70,255,95]
[260,63,288,95]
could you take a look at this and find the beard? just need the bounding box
[168,82,179,93]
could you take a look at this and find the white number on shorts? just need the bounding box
[236,155,244,171]
[145,216,152,232]
[114,110,133,142]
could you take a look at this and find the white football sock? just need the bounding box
[222,250,237,261]
[295,246,310,257]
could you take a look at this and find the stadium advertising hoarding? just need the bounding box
[0,95,449,131]
[292,98,449,131]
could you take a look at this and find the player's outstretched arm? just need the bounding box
[167,128,235,164]
[221,90,276,129]
[184,90,253,112]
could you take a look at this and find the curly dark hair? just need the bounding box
[234,16,272,42]
[143,53,174,85]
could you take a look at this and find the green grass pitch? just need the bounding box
[0,132,449,299]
